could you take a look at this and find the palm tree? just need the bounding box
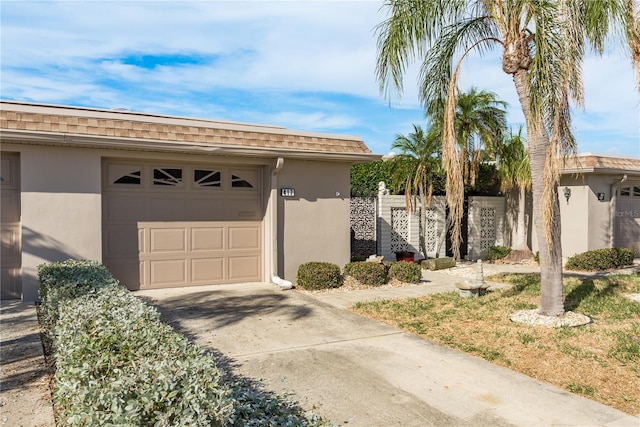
[500,126,532,259]
[454,87,507,187]
[390,123,441,258]
[375,0,639,316]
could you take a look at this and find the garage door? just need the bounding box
[616,183,640,255]
[1,153,21,299]
[103,161,263,290]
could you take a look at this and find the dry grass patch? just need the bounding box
[351,273,640,415]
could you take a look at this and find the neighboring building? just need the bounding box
[554,154,640,258]
[0,101,379,301]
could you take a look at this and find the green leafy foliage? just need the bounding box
[38,260,233,426]
[38,259,331,426]
[344,262,388,286]
[486,245,512,261]
[296,262,343,290]
[565,248,636,271]
[388,261,422,283]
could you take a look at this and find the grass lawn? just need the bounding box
[350,273,640,415]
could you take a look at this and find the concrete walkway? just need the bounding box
[135,264,640,427]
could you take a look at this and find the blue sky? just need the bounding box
[2,0,639,157]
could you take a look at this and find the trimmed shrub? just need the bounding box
[565,248,636,271]
[38,260,233,426]
[388,261,422,283]
[486,245,512,261]
[297,262,343,290]
[344,262,387,286]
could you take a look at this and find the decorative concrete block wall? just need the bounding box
[376,194,447,261]
[374,192,506,261]
[467,196,506,260]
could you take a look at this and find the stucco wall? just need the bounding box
[4,144,103,301]
[276,159,351,282]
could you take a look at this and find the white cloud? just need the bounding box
[1,0,638,156]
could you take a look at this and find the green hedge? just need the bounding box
[296,262,343,290]
[486,245,512,261]
[38,260,232,426]
[344,262,388,286]
[388,262,422,283]
[565,248,636,271]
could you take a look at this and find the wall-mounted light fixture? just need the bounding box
[563,187,571,204]
[597,192,606,201]
[281,188,295,197]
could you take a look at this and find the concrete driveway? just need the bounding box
[135,279,639,427]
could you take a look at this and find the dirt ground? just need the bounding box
[0,301,54,426]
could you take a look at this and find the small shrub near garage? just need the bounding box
[388,261,422,283]
[486,245,512,261]
[565,248,636,271]
[297,262,343,290]
[344,261,388,286]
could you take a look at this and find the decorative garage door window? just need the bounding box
[108,164,143,185]
[154,168,183,187]
[195,170,221,187]
[107,163,258,191]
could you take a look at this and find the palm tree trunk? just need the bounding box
[512,70,565,316]
[514,186,530,251]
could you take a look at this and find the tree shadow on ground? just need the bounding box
[136,288,312,341]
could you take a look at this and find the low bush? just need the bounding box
[297,262,343,290]
[38,260,232,426]
[388,261,422,283]
[486,245,512,261]
[344,262,387,286]
[38,259,331,426]
[565,248,636,271]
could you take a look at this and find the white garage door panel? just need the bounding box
[191,227,224,251]
[229,256,261,281]
[192,258,225,282]
[150,259,188,285]
[149,228,187,253]
[229,226,261,250]
[617,217,640,253]
[105,195,148,221]
[103,161,263,290]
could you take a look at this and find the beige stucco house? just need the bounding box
[522,154,640,259]
[1,100,379,301]
[556,154,640,257]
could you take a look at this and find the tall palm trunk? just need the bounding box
[513,70,565,316]
[513,186,530,251]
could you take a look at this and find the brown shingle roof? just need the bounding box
[561,154,640,175]
[0,101,376,158]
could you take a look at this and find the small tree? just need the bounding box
[499,126,533,261]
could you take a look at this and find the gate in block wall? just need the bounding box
[350,197,377,259]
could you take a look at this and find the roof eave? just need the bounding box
[0,129,382,163]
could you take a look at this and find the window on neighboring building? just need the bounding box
[620,186,631,197]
